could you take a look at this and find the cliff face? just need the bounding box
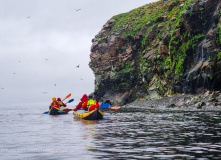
[89,0,221,105]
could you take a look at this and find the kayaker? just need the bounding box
[57,97,67,107]
[73,94,99,111]
[49,97,59,109]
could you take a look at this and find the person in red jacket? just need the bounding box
[73,94,99,111]
[57,97,67,107]
[49,97,59,109]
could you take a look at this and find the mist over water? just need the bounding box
[1,103,221,160]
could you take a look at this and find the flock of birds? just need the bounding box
[1,8,83,95]
[1,59,82,94]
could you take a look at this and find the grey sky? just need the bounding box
[0,0,158,104]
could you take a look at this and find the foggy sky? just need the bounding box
[0,0,158,104]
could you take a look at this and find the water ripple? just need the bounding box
[1,104,221,159]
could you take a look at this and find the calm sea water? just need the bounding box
[1,103,221,160]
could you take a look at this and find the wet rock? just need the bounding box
[195,102,206,109]
[206,102,213,106]
[208,98,218,103]
[146,90,162,101]
[204,91,212,97]
[181,103,189,108]
[176,100,185,107]
[191,96,201,103]
[211,91,220,99]
[166,103,176,108]
[215,101,221,106]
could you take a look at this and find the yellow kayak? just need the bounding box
[73,109,104,120]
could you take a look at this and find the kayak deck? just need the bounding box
[73,109,104,120]
[49,107,69,115]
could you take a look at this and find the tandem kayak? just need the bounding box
[73,109,104,120]
[49,107,69,115]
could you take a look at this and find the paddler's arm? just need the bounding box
[73,102,83,111]
[62,101,67,107]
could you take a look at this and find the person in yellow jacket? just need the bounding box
[73,94,99,111]
[57,98,67,107]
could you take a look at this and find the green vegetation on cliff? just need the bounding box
[90,0,221,105]
[108,0,205,79]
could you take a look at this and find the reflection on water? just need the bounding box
[93,109,221,159]
[0,104,221,159]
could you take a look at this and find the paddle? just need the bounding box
[109,106,120,109]
[99,104,110,109]
[58,110,66,113]
[65,98,74,104]
[99,104,120,109]
[62,93,71,101]
[60,99,74,110]
[43,110,69,114]
[62,108,74,112]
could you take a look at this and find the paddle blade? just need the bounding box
[99,104,110,109]
[65,93,71,99]
[62,93,71,101]
[109,106,120,109]
[58,111,66,113]
[67,99,74,103]
[43,111,49,114]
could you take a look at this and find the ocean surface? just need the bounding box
[1,103,221,160]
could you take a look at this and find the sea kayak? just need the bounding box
[49,107,69,115]
[73,109,104,120]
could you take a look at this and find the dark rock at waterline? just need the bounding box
[89,0,221,105]
[208,98,218,103]
[166,103,176,108]
[124,92,221,111]
[211,91,220,99]
[195,102,206,109]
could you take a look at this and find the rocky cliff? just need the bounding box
[89,0,221,105]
